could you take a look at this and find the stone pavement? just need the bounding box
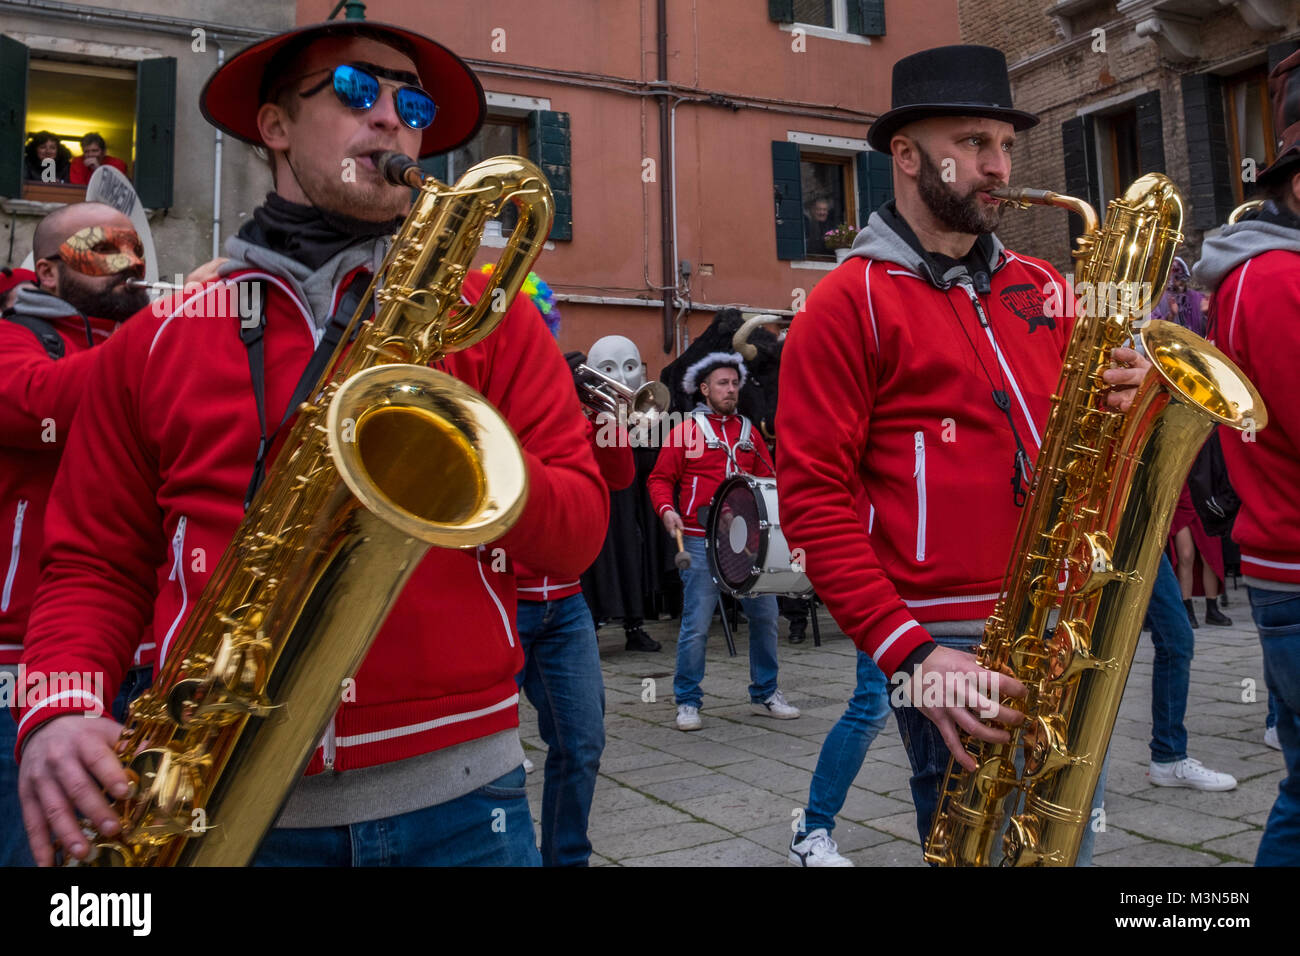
[518,587,1285,866]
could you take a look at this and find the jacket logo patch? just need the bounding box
[999,284,1055,333]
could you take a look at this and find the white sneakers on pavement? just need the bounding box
[1265,726,1282,751]
[1148,757,1237,791]
[789,828,853,867]
[675,704,702,731]
[753,689,800,719]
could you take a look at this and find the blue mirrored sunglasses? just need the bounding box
[300,63,438,131]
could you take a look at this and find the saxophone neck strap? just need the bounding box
[240,274,374,510]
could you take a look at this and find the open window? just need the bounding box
[1224,66,1276,206]
[0,36,174,208]
[772,137,891,262]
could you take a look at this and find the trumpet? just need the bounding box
[575,363,670,428]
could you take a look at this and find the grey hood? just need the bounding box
[1192,214,1300,292]
[220,233,388,333]
[846,202,1007,290]
[10,285,81,321]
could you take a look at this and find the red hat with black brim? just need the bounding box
[199,20,486,158]
[867,45,1039,153]
[1259,49,1300,187]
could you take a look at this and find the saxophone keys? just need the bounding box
[1001,814,1066,866]
[1046,619,1119,681]
[1022,713,1089,778]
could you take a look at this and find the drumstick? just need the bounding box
[674,530,691,570]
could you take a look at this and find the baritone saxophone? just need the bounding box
[923,174,1267,866]
[80,153,554,866]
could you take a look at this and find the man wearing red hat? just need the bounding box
[15,21,606,867]
[1193,48,1300,867]
[0,267,36,312]
[0,202,153,866]
[777,44,1150,866]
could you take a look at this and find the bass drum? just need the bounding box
[706,474,811,598]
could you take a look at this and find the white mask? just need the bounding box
[588,334,645,390]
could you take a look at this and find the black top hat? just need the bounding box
[1259,49,1300,186]
[867,45,1039,153]
[200,20,485,158]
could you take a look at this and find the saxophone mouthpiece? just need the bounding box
[376,151,424,188]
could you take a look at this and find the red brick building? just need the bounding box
[298,0,959,376]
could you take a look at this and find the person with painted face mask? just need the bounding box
[580,334,662,652]
[0,202,151,866]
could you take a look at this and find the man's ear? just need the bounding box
[33,258,59,294]
[257,102,291,153]
[892,133,922,179]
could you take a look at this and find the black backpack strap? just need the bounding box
[3,312,65,359]
[240,275,374,510]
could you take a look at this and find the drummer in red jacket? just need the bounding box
[649,353,799,731]
[15,20,607,867]
[776,45,1149,865]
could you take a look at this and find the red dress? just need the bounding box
[1169,484,1225,593]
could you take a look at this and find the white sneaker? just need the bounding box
[752,689,800,719]
[676,704,702,731]
[523,756,535,773]
[789,828,853,867]
[1148,757,1237,791]
[1265,726,1282,751]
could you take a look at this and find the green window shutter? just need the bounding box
[134,57,176,209]
[847,0,886,37]
[768,0,795,23]
[855,149,893,224]
[527,109,571,241]
[1136,91,1165,174]
[1061,116,1099,248]
[1180,73,1235,230]
[0,36,28,199]
[772,141,804,260]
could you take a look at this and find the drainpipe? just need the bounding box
[656,0,676,354]
[211,43,224,260]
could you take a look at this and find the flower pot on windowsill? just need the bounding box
[834,247,851,263]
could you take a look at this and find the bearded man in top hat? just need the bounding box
[777,45,1152,866]
[1193,48,1300,866]
[15,19,607,867]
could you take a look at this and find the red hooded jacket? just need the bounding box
[776,212,1073,677]
[15,267,608,769]
[0,305,121,666]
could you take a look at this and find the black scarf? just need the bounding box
[237,193,404,271]
[1258,198,1300,233]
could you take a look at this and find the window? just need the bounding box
[1095,108,1139,208]
[0,36,175,207]
[448,118,527,234]
[1224,67,1275,205]
[800,153,854,258]
[767,0,886,39]
[772,138,892,262]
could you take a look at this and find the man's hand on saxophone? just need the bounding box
[1102,345,1153,411]
[18,714,128,866]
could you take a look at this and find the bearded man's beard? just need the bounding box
[917,147,1003,235]
[58,270,150,323]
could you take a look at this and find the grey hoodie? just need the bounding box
[847,203,1008,291]
[1192,205,1300,292]
[219,233,389,335]
[10,285,81,322]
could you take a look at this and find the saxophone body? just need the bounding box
[923,174,1267,866]
[84,155,554,866]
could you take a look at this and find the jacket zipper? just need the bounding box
[913,432,927,563]
[322,715,337,771]
[1,500,28,612]
[160,516,189,665]
[684,476,699,517]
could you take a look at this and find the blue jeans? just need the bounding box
[1145,554,1192,763]
[253,766,542,866]
[1267,691,1279,730]
[0,665,152,867]
[803,651,892,834]
[674,534,779,707]
[515,592,606,867]
[893,634,1107,865]
[1248,587,1300,867]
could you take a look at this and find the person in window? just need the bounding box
[804,197,832,255]
[23,132,71,184]
[69,133,129,185]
